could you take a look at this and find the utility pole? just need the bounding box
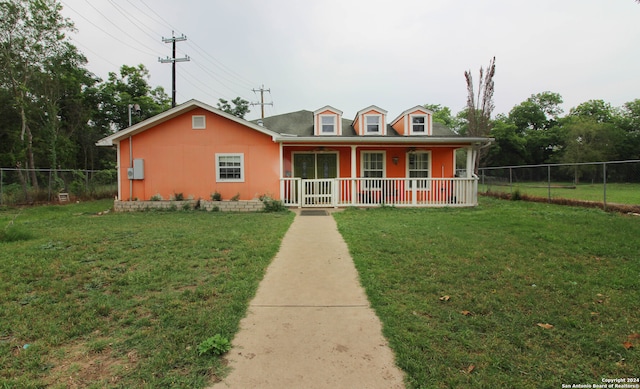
[251,85,273,119]
[159,31,190,108]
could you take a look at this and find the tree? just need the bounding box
[464,56,496,171]
[506,92,564,164]
[95,64,171,132]
[423,104,463,133]
[0,0,75,190]
[508,92,563,133]
[217,97,250,119]
[569,99,616,123]
[560,116,626,182]
[484,115,527,167]
[612,99,640,160]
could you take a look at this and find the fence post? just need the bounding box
[547,165,551,202]
[603,162,607,211]
[509,167,513,195]
[48,170,52,202]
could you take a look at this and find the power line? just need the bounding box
[63,0,263,107]
[105,0,165,46]
[72,0,160,57]
[138,0,256,90]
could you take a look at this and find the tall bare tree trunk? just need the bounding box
[19,104,39,191]
[464,56,496,174]
[16,162,31,203]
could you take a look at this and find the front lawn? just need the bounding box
[334,198,640,388]
[480,182,640,205]
[0,200,294,388]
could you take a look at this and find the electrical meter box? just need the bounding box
[127,159,144,180]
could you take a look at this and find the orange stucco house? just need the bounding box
[97,99,492,208]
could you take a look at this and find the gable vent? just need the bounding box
[192,115,206,129]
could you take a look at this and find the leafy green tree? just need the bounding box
[32,44,99,170]
[508,92,563,133]
[485,116,527,167]
[560,116,626,181]
[569,99,617,123]
[615,99,640,159]
[0,89,21,167]
[424,104,463,133]
[217,97,250,119]
[0,0,75,188]
[96,64,171,132]
[506,92,565,164]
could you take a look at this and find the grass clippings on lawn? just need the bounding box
[334,198,640,389]
[0,200,294,388]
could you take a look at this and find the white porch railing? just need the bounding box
[280,177,478,207]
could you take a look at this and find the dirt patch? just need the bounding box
[44,340,138,388]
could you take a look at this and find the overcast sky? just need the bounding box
[60,0,640,121]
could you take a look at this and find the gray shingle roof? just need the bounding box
[253,110,459,137]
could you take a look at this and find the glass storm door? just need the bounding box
[293,153,338,206]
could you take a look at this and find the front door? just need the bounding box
[293,153,338,206]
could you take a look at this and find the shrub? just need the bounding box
[211,192,222,201]
[172,192,184,201]
[150,193,163,201]
[69,170,87,197]
[230,193,240,201]
[260,194,287,212]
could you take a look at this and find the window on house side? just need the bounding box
[412,116,426,133]
[192,115,206,129]
[321,115,336,134]
[216,154,244,182]
[408,152,430,188]
[366,115,381,133]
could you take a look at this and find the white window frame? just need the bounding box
[407,151,431,189]
[365,114,382,134]
[192,115,206,130]
[320,115,337,135]
[361,151,385,189]
[410,115,426,134]
[215,153,244,182]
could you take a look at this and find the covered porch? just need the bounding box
[277,143,480,208]
[280,177,478,207]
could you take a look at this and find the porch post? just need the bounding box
[465,147,474,178]
[351,146,357,205]
[279,142,284,202]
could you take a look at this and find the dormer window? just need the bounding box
[354,106,387,136]
[391,107,433,136]
[321,115,336,134]
[366,115,381,134]
[313,106,343,136]
[411,115,426,133]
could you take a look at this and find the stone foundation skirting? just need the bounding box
[114,199,264,212]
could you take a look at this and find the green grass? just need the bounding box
[0,200,294,388]
[334,198,640,389]
[480,182,640,205]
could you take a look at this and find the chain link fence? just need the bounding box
[0,168,117,206]
[478,160,640,209]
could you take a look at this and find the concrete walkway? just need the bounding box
[209,210,405,389]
